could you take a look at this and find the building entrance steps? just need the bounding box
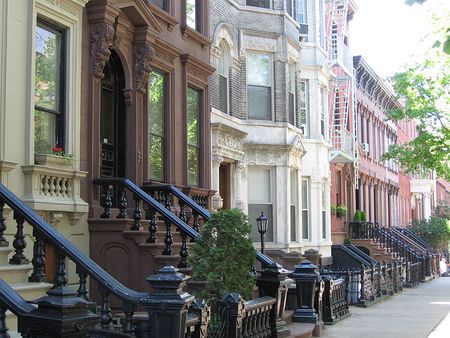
[320,277,450,338]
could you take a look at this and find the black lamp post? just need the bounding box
[256,211,268,254]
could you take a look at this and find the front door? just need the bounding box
[100,51,126,178]
[219,163,231,209]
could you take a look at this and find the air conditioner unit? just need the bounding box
[299,23,308,36]
[362,143,370,153]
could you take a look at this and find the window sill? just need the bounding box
[21,165,88,222]
[148,3,178,31]
[181,25,210,48]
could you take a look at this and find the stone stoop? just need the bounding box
[0,249,53,335]
[284,310,316,338]
[351,239,396,262]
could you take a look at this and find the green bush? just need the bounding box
[353,210,367,222]
[360,210,367,222]
[343,236,352,244]
[336,205,347,217]
[190,208,256,301]
[330,204,337,215]
[410,216,450,251]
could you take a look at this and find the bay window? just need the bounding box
[298,80,309,136]
[34,20,65,154]
[296,0,307,23]
[247,52,272,120]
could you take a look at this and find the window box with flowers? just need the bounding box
[35,147,74,170]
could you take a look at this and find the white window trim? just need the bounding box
[246,50,274,121]
[301,177,311,241]
[298,79,309,136]
[218,41,230,114]
[32,0,87,169]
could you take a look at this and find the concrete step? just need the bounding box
[0,247,12,264]
[0,264,33,284]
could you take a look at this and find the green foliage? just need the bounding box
[360,210,367,222]
[353,210,362,222]
[336,205,347,217]
[343,236,352,245]
[190,209,256,301]
[330,204,337,215]
[410,216,450,251]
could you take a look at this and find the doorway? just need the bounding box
[100,51,126,178]
[219,163,231,209]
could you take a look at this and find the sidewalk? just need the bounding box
[320,277,450,338]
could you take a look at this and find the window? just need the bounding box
[320,87,327,138]
[218,43,229,114]
[187,87,201,186]
[322,187,327,239]
[290,170,298,242]
[296,0,307,23]
[336,170,342,205]
[247,52,272,120]
[298,80,309,136]
[288,63,296,125]
[186,0,201,31]
[301,178,310,240]
[287,0,294,17]
[248,168,273,242]
[247,0,270,8]
[319,0,325,48]
[34,20,65,154]
[148,71,166,181]
[150,0,167,10]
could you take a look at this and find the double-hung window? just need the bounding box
[247,0,270,8]
[248,167,273,242]
[301,178,310,240]
[296,0,307,23]
[218,43,229,114]
[186,0,201,32]
[247,52,272,120]
[187,87,201,186]
[34,20,65,154]
[288,63,296,125]
[290,170,298,242]
[148,71,166,181]
[298,80,309,135]
[320,87,327,138]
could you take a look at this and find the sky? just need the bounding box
[349,0,447,79]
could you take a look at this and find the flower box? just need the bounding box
[34,154,73,169]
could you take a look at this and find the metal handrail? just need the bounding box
[0,182,147,303]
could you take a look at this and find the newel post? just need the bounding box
[143,266,195,338]
[290,260,320,324]
[256,263,292,337]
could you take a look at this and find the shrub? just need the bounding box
[190,208,256,301]
[336,205,347,217]
[360,210,367,222]
[353,210,362,222]
[343,236,352,244]
[410,216,450,251]
[330,204,337,215]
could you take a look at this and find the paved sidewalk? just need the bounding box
[320,277,450,338]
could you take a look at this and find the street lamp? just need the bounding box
[256,211,268,254]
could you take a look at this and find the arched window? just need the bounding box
[218,42,229,114]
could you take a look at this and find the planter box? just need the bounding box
[34,154,73,169]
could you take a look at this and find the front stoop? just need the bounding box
[284,310,316,338]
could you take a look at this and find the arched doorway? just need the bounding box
[100,50,126,178]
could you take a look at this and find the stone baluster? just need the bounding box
[101,185,113,218]
[117,187,128,219]
[28,228,47,282]
[0,201,9,247]
[146,206,158,243]
[131,196,142,230]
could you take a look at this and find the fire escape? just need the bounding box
[327,0,359,186]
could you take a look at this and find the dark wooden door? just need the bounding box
[219,163,231,209]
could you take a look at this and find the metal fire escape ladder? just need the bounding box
[327,0,349,62]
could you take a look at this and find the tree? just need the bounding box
[382,6,450,180]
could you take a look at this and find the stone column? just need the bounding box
[211,155,223,210]
[423,192,432,219]
[234,161,245,210]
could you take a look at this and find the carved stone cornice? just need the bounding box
[90,22,115,78]
[134,42,155,93]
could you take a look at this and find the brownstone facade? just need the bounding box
[80,0,214,215]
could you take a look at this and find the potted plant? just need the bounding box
[330,204,337,215]
[35,146,74,169]
[336,205,347,217]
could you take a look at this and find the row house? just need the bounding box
[353,56,401,228]
[326,0,359,243]
[209,0,332,259]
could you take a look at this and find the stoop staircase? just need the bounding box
[0,247,52,335]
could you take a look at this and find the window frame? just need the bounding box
[34,18,67,154]
[290,170,298,242]
[320,86,327,138]
[296,0,307,24]
[186,0,202,32]
[149,0,168,11]
[186,85,202,187]
[298,79,309,136]
[288,63,296,126]
[301,177,310,240]
[246,51,273,121]
[218,42,230,114]
[147,69,168,182]
[246,0,271,9]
